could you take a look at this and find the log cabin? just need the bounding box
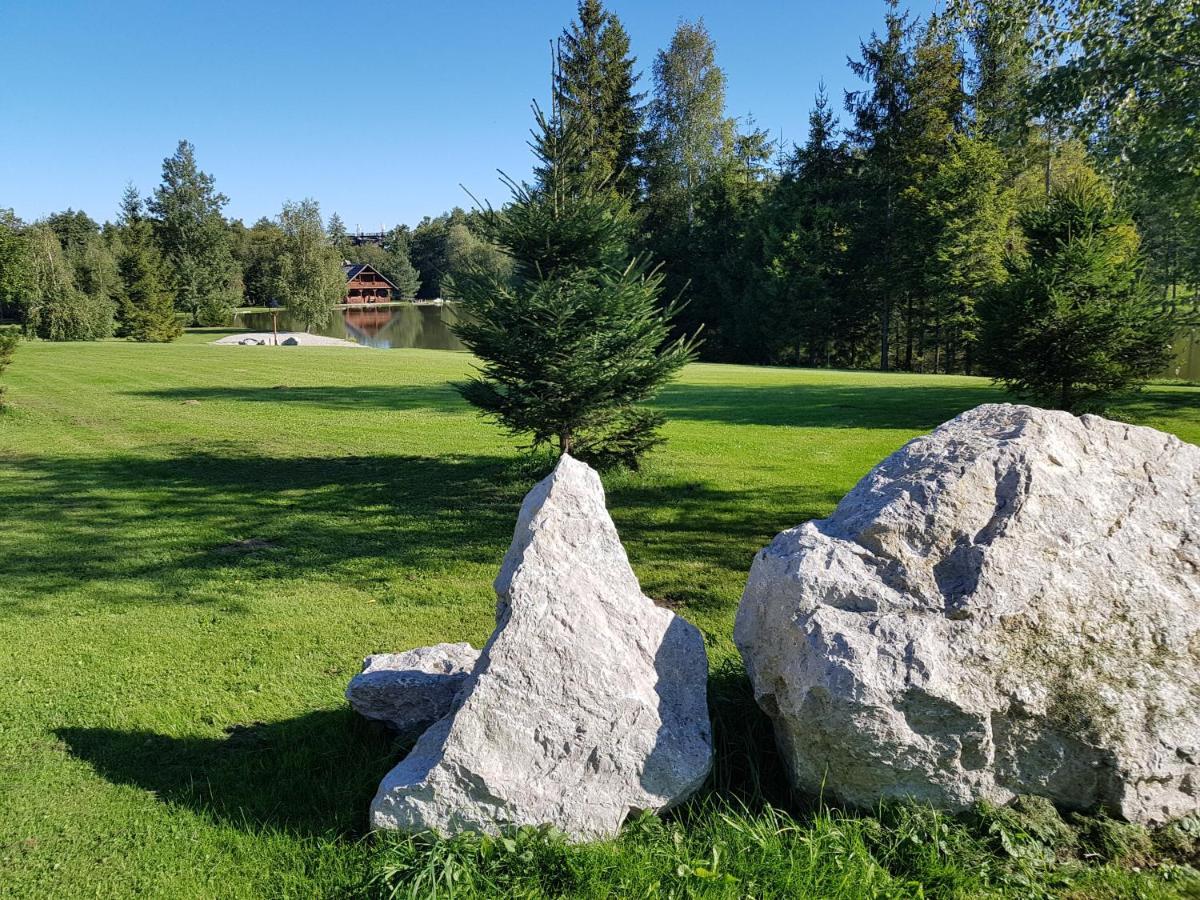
[342,263,399,304]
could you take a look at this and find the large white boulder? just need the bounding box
[371,454,713,840]
[346,643,479,735]
[735,404,1200,824]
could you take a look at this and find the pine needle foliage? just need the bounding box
[454,104,699,469]
[980,172,1174,411]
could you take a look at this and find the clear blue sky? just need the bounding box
[0,0,935,230]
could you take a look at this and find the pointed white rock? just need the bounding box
[371,454,713,840]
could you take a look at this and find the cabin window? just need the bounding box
[376,288,388,297]
[349,289,360,297]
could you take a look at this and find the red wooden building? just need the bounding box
[342,263,399,303]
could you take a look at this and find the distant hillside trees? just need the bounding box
[22,223,113,340]
[0,210,31,323]
[229,217,286,308]
[276,199,344,331]
[409,209,509,300]
[149,140,240,325]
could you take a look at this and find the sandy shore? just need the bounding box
[212,332,365,348]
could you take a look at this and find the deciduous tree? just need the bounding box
[276,199,344,331]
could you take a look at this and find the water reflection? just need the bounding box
[233,304,466,351]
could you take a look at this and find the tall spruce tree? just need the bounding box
[114,186,181,342]
[276,199,344,332]
[980,172,1173,410]
[753,88,856,367]
[454,105,698,468]
[149,140,240,325]
[326,212,351,259]
[921,133,1010,372]
[554,0,643,197]
[846,1,914,370]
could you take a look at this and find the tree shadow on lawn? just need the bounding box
[0,447,834,616]
[55,663,795,839]
[135,378,1003,430]
[0,450,528,611]
[130,384,462,413]
[653,380,1001,429]
[56,709,405,839]
[609,479,844,613]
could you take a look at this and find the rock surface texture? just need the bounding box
[735,404,1200,824]
[371,454,713,840]
[346,643,479,735]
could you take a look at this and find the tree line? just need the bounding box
[0,0,1193,411]
[0,141,509,340]
[517,0,1191,410]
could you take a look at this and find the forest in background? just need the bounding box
[0,0,1194,379]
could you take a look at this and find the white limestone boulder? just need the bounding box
[371,454,713,840]
[735,404,1200,824]
[346,643,479,735]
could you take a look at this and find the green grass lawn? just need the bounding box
[1,335,1198,898]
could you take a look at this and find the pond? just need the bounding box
[233,304,466,351]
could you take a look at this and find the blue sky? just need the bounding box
[1,1,935,229]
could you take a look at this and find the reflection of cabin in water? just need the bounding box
[342,263,399,304]
[342,306,397,341]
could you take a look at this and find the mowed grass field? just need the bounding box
[1,332,1198,898]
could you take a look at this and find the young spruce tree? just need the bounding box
[980,172,1173,411]
[454,104,698,469]
[115,186,182,342]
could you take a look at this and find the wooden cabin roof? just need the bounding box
[342,263,399,290]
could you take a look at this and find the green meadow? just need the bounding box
[1,333,1198,898]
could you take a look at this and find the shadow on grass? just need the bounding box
[55,664,794,840]
[0,444,844,615]
[1110,384,1200,427]
[0,450,530,610]
[56,710,403,838]
[609,480,844,612]
[129,384,461,412]
[653,380,1001,429]
[131,377,1004,431]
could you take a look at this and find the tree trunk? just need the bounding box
[903,294,914,371]
[880,297,891,372]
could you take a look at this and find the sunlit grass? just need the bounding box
[1,337,1196,897]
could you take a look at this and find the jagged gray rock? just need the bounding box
[346,643,479,735]
[736,404,1200,824]
[371,454,713,840]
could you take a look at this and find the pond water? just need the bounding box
[233,304,466,351]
